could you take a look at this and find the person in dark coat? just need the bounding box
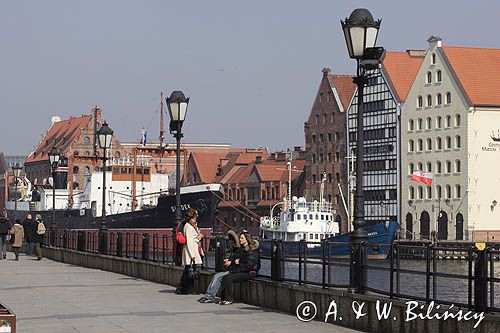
[23,214,35,256]
[218,231,260,305]
[34,214,46,260]
[0,217,11,260]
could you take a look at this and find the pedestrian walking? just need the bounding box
[34,214,46,260]
[9,219,24,261]
[175,208,203,294]
[0,217,11,259]
[23,214,36,256]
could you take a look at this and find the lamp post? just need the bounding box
[12,164,23,220]
[97,122,114,254]
[341,8,383,293]
[48,146,60,245]
[166,90,189,266]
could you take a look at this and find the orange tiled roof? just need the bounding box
[191,151,228,183]
[442,46,500,106]
[255,160,306,182]
[227,164,254,184]
[25,116,92,163]
[328,75,356,110]
[383,51,425,102]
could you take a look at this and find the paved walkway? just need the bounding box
[0,253,359,333]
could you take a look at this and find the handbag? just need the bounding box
[186,260,200,280]
[9,234,15,244]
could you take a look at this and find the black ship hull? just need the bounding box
[8,184,223,231]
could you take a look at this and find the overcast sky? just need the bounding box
[1,1,498,155]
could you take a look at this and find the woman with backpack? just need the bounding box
[34,214,46,260]
[175,208,203,294]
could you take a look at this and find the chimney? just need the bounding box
[427,35,442,48]
[255,156,263,164]
[322,67,332,77]
[51,115,61,125]
[406,49,426,58]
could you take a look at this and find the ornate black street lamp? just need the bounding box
[48,146,60,245]
[12,164,23,220]
[341,8,384,293]
[166,90,189,266]
[97,122,113,254]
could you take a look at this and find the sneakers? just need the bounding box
[219,300,233,305]
[198,296,216,303]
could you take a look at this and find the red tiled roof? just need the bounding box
[442,46,500,106]
[25,116,92,163]
[328,75,356,110]
[191,152,228,183]
[383,51,425,102]
[227,164,254,184]
[255,160,306,182]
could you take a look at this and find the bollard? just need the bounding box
[214,236,225,272]
[116,232,123,257]
[142,233,150,260]
[474,246,488,312]
[271,239,283,281]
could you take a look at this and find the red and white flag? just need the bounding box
[411,171,433,185]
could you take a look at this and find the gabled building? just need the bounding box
[304,68,356,233]
[401,37,500,241]
[347,50,424,228]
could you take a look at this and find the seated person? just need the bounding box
[198,230,240,303]
[218,231,260,305]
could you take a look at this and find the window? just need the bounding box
[446,160,452,173]
[426,117,432,130]
[417,96,423,108]
[446,115,451,128]
[418,186,424,199]
[445,185,451,199]
[455,160,461,173]
[426,138,432,151]
[84,166,90,175]
[319,134,324,142]
[456,185,462,198]
[336,173,340,183]
[73,166,79,174]
[335,152,339,162]
[426,71,432,84]
[417,139,423,152]
[335,132,340,141]
[312,154,316,163]
[319,154,323,162]
[431,53,436,64]
[328,133,332,142]
[312,135,316,142]
[417,162,423,171]
[328,173,332,183]
[436,70,442,83]
[446,136,452,149]
[408,119,414,131]
[327,153,331,162]
[436,161,442,173]
[455,135,461,149]
[446,92,452,104]
[427,95,432,107]
[316,114,319,124]
[455,114,461,127]
[83,136,90,145]
[436,137,442,150]
[323,113,327,124]
[427,186,432,199]
[437,93,442,106]
[426,162,432,172]
[408,140,414,152]
[436,116,442,129]
[436,185,442,199]
[408,163,414,175]
[409,186,415,200]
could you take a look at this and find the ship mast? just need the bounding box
[159,92,165,149]
[319,172,326,210]
[346,149,356,233]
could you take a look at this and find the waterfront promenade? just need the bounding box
[0,254,359,333]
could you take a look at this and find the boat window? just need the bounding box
[320,234,324,239]
[137,168,143,175]
[321,214,324,220]
[309,234,313,240]
[309,214,313,219]
[315,234,319,240]
[303,214,307,220]
[121,167,128,174]
[144,168,150,175]
[315,214,319,220]
[113,167,119,174]
[297,214,301,220]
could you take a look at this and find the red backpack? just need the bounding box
[176,222,187,245]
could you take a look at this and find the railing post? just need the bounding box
[142,233,150,260]
[474,246,488,312]
[116,232,123,257]
[214,235,225,272]
[62,230,68,248]
[350,241,366,293]
[271,239,282,281]
[77,230,86,252]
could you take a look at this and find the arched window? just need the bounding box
[319,134,324,142]
[408,140,414,152]
[84,166,90,175]
[408,119,414,131]
[417,162,423,171]
[437,93,442,106]
[431,53,436,64]
[436,137,442,150]
[455,135,461,149]
[427,94,432,107]
[426,71,432,84]
[427,186,432,199]
[323,113,327,124]
[446,115,451,127]
[316,114,319,124]
[455,160,461,173]
[446,136,452,149]
[445,185,451,199]
[417,118,423,130]
[455,114,461,127]
[446,92,452,104]
[456,185,462,198]
[426,138,432,151]
[417,96,423,108]
[436,185,442,199]
[409,186,415,200]
[436,161,442,173]
[446,161,452,173]
[408,163,414,175]
[436,70,442,83]
[426,162,432,172]
[418,186,423,199]
[417,139,423,151]
[328,133,332,142]
[312,154,316,163]
[426,117,432,130]
[436,116,442,129]
[312,135,316,142]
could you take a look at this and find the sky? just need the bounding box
[1,1,498,155]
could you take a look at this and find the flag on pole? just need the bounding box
[411,171,433,185]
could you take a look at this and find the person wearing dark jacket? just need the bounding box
[23,214,35,256]
[218,231,260,305]
[0,217,11,259]
[198,230,240,303]
[34,214,45,260]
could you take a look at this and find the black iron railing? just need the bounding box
[44,230,500,313]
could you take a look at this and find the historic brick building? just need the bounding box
[304,68,355,233]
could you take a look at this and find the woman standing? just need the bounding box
[9,219,24,261]
[176,208,203,294]
[218,231,260,305]
[34,214,46,260]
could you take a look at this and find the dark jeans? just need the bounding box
[220,272,256,302]
[176,264,198,294]
[13,247,21,260]
[35,242,42,259]
[0,234,7,258]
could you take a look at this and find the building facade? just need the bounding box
[304,68,355,233]
[401,37,500,241]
